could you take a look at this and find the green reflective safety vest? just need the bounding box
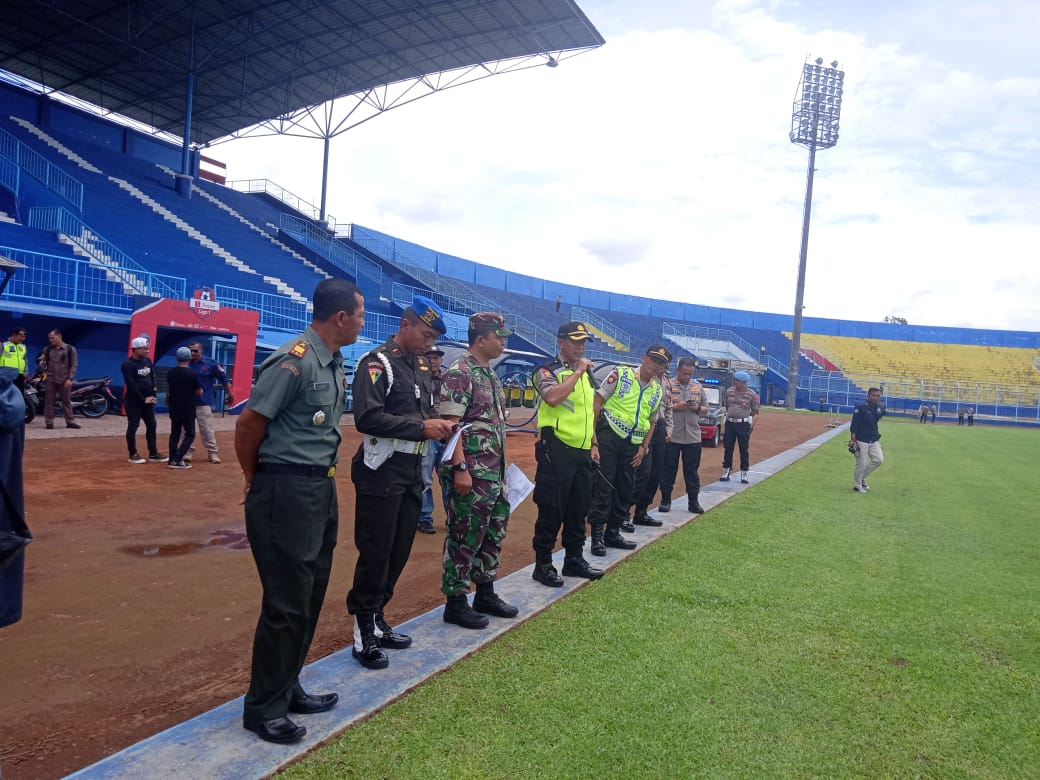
[0,342,26,373]
[536,360,596,449]
[601,366,662,445]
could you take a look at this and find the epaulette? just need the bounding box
[287,341,308,359]
[536,357,563,374]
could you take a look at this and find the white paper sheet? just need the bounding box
[505,463,535,513]
[439,424,472,465]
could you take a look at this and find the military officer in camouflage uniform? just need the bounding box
[439,313,517,629]
[235,279,363,745]
[347,295,455,669]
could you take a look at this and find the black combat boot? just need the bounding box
[374,612,412,649]
[443,593,490,629]
[351,613,389,669]
[658,493,672,512]
[472,582,519,618]
[633,506,663,527]
[532,560,564,587]
[562,554,604,580]
[604,528,637,550]
[620,515,636,533]
[688,492,705,514]
[590,524,607,557]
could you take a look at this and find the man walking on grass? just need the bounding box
[850,387,884,493]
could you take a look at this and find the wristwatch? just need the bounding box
[452,461,468,473]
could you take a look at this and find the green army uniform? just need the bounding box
[439,351,509,597]
[242,325,346,723]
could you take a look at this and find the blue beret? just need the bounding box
[734,370,751,382]
[407,294,447,335]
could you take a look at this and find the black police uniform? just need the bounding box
[347,339,435,622]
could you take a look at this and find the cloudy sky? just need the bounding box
[215,0,1040,333]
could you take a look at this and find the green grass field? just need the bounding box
[285,422,1040,779]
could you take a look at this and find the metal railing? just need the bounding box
[572,306,631,350]
[0,155,19,198]
[279,213,381,283]
[28,206,185,299]
[663,321,789,377]
[0,245,135,313]
[226,179,335,230]
[350,227,558,355]
[0,127,84,211]
[215,284,399,344]
[802,370,1040,420]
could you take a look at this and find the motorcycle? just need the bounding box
[25,374,119,421]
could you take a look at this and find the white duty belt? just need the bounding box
[363,436,428,470]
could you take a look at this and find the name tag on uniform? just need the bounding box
[312,382,330,390]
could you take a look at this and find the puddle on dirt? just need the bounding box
[120,529,251,557]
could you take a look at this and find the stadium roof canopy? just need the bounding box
[0,0,604,145]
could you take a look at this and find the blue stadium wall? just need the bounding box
[352,225,1040,350]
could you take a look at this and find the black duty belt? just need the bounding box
[257,462,336,478]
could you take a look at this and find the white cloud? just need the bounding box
[215,0,1040,332]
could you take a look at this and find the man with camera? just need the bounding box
[849,387,885,493]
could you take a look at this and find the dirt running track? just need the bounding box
[0,408,829,779]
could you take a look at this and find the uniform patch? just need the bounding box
[541,368,553,378]
[606,372,617,385]
[279,361,300,376]
[418,363,429,371]
[289,342,308,358]
[368,367,383,384]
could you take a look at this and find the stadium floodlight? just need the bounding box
[785,57,845,410]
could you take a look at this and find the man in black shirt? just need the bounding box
[121,337,166,463]
[166,347,202,469]
[849,387,884,493]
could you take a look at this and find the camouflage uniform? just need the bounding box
[438,351,509,596]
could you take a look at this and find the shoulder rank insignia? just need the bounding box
[289,342,308,359]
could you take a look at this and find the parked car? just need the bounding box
[699,385,726,447]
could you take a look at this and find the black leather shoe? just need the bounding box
[473,591,519,618]
[633,513,663,527]
[289,691,339,714]
[352,636,389,669]
[532,563,564,587]
[590,525,606,557]
[620,519,636,533]
[604,529,637,550]
[66,422,81,429]
[243,716,306,744]
[689,502,705,514]
[443,595,490,629]
[562,556,604,579]
[375,614,412,649]
[658,498,671,513]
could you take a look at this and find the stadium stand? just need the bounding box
[800,333,1040,406]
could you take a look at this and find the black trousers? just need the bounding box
[124,396,158,456]
[531,434,594,560]
[722,421,752,471]
[633,425,667,509]
[168,417,196,462]
[661,441,702,499]
[244,471,338,721]
[588,425,638,531]
[347,453,423,616]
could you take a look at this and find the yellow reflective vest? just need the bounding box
[601,366,662,445]
[536,359,596,449]
[0,341,26,373]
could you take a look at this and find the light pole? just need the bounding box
[785,58,844,409]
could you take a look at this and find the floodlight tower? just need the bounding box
[785,58,844,409]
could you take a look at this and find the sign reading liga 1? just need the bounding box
[190,287,220,320]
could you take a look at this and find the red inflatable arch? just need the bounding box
[127,291,259,404]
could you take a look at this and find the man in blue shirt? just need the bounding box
[849,387,884,493]
[186,341,236,464]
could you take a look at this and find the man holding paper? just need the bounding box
[438,312,517,629]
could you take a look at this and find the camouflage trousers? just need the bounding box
[442,476,509,596]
